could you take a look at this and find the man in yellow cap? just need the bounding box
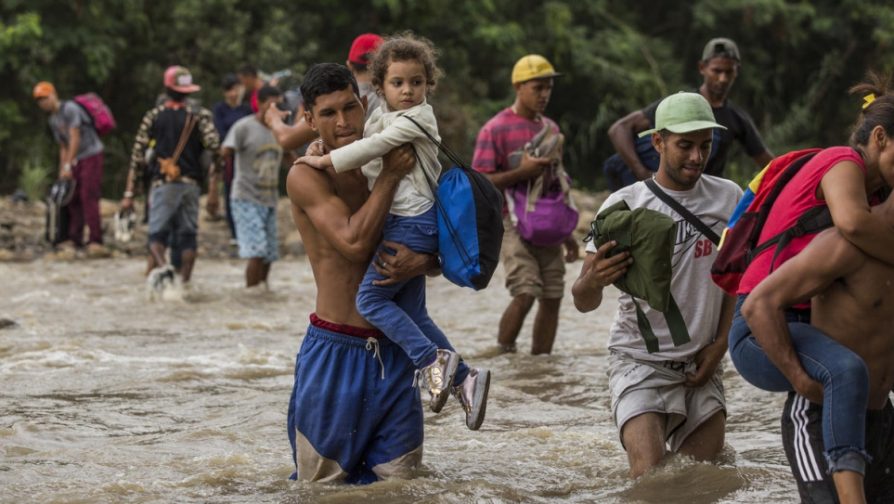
[33,81,109,258]
[472,54,579,355]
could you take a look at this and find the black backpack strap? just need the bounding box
[399,115,478,268]
[757,205,834,272]
[402,114,469,171]
[645,178,720,245]
[401,113,501,216]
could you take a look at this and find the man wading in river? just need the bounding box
[285,63,439,483]
[572,92,741,477]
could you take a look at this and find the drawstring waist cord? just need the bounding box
[365,337,385,380]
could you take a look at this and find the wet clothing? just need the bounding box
[642,95,767,177]
[782,394,894,503]
[147,181,200,251]
[231,199,278,263]
[588,174,738,452]
[587,175,741,362]
[729,295,870,476]
[738,147,865,297]
[49,100,103,160]
[608,350,725,452]
[287,315,424,484]
[66,152,104,246]
[129,103,220,183]
[224,115,283,208]
[355,206,470,382]
[728,146,872,476]
[499,216,566,299]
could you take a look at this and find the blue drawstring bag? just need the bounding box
[403,116,504,290]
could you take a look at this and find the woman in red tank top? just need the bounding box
[729,73,894,504]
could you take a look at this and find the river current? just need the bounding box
[0,257,798,503]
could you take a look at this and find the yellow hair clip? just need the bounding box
[863,93,877,110]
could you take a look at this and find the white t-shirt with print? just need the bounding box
[585,175,742,362]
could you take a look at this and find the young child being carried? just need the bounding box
[297,33,490,430]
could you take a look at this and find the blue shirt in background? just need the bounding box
[212,101,252,139]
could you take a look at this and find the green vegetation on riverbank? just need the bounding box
[2,0,893,196]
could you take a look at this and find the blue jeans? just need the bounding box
[356,206,469,385]
[728,295,870,474]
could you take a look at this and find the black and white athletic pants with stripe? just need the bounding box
[781,392,894,503]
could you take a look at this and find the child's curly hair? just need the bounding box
[370,32,442,94]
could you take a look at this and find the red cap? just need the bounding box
[348,33,383,65]
[163,65,201,94]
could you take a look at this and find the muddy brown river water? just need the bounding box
[0,257,800,503]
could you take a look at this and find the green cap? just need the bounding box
[638,92,727,138]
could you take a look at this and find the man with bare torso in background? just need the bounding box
[744,195,894,503]
[284,63,437,484]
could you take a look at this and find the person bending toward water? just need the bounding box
[744,191,894,503]
[728,74,894,504]
[297,34,491,427]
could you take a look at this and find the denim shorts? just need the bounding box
[148,181,200,245]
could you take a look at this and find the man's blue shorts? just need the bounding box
[287,314,424,484]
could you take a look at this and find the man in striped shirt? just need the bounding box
[472,54,579,355]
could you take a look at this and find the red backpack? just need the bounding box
[711,148,833,295]
[72,93,116,136]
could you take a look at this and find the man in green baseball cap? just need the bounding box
[639,91,727,190]
[573,90,742,477]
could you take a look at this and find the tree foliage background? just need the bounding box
[2,0,893,196]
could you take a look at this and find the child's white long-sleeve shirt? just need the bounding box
[329,101,441,217]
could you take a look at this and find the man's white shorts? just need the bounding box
[608,350,726,452]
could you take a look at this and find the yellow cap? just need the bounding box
[511,54,561,84]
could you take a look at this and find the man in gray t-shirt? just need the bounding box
[573,92,740,478]
[223,85,285,288]
[33,81,108,256]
